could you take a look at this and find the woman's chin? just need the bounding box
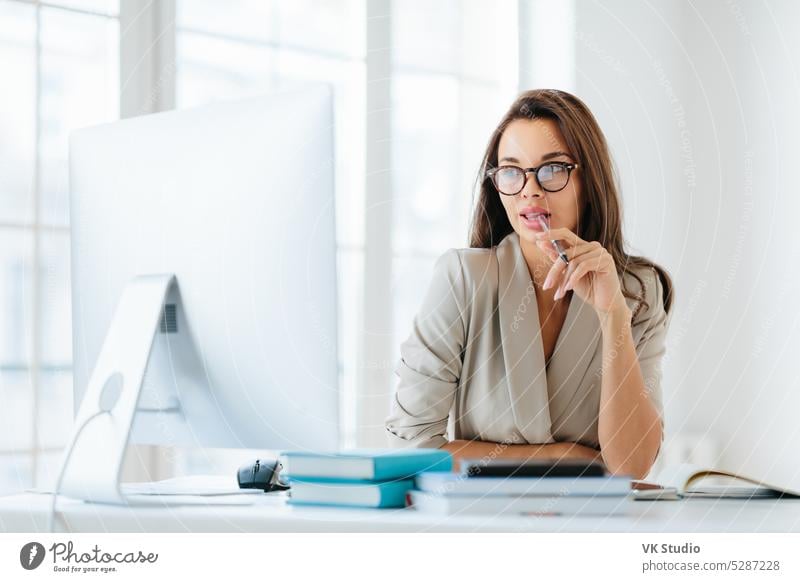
[514,225,540,244]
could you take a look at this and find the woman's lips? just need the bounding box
[519,212,550,231]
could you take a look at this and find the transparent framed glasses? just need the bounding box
[485,161,580,195]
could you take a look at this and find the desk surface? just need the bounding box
[2,490,800,533]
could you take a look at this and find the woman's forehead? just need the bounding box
[499,118,568,163]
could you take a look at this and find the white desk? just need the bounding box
[2,488,800,533]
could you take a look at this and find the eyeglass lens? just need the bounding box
[494,164,570,194]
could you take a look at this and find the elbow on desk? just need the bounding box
[601,443,661,481]
[384,425,448,450]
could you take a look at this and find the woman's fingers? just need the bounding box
[534,227,585,248]
[542,254,568,290]
[562,249,610,293]
[541,242,604,289]
[562,240,603,262]
[537,239,600,262]
[547,249,605,299]
[535,233,622,312]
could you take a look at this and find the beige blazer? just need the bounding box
[385,231,669,451]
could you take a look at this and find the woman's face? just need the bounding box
[496,117,582,246]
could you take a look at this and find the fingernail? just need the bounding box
[543,276,552,290]
[554,287,562,299]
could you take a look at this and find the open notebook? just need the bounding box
[632,463,800,500]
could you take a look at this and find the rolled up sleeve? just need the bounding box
[385,249,467,448]
[631,267,671,451]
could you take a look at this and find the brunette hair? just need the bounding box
[469,88,673,316]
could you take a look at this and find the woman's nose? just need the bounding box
[520,176,544,199]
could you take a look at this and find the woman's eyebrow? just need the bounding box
[540,151,571,161]
[499,151,571,165]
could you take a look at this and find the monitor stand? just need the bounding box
[56,274,185,505]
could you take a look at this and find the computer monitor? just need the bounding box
[67,84,340,471]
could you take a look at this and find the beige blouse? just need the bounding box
[385,231,669,451]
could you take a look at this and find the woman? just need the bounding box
[384,89,673,479]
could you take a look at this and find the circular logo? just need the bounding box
[20,542,46,570]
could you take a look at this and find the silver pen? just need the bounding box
[536,215,569,265]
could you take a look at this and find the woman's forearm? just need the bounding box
[440,439,602,472]
[597,307,663,479]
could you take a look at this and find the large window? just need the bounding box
[0,0,119,495]
[0,0,523,491]
[390,0,518,369]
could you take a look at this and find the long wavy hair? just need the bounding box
[469,88,673,316]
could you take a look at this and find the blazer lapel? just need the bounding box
[496,233,555,444]
[546,289,603,429]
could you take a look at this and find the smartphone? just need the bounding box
[460,458,606,478]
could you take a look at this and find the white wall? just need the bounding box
[575,0,800,488]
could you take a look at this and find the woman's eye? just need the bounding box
[498,168,522,182]
[540,164,564,181]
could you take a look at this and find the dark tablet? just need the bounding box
[461,458,606,478]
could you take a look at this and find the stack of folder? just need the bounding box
[407,459,633,517]
[280,448,453,508]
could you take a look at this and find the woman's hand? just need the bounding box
[534,228,628,315]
